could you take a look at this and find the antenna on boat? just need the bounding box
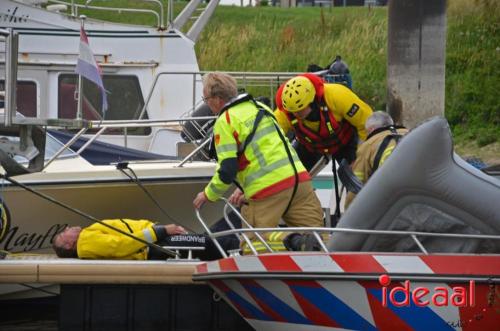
[76,15,86,120]
[145,0,166,29]
[167,0,173,28]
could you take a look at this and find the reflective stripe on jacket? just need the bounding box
[77,219,157,260]
[205,98,309,201]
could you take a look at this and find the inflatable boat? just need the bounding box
[194,117,500,331]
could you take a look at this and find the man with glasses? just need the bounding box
[193,72,323,250]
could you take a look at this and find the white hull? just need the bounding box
[0,158,226,254]
[0,0,203,156]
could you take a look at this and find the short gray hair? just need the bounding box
[202,72,238,102]
[365,111,394,132]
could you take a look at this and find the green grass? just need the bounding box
[445,0,500,146]
[51,0,499,146]
[196,6,387,106]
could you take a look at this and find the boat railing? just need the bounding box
[0,28,18,127]
[131,69,339,152]
[138,70,305,122]
[139,69,344,123]
[44,116,217,168]
[1,29,344,166]
[196,199,500,258]
[47,0,165,29]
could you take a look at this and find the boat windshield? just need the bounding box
[44,132,78,160]
[3,132,77,164]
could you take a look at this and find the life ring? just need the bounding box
[0,200,11,243]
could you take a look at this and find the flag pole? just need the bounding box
[76,15,86,120]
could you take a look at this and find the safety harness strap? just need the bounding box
[216,94,299,211]
[248,97,299,214]
[372,127,403,172]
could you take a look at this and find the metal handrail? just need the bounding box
[137,70,304,121]
[87,116,216,128]
[177,136,211,167]
[45,116,218,170]
[48,0,162,28]
[195,198,274,258]
[222,203,258,255]
[221,198,273,255]
[195,208,228,258]
[44,127,88,168]
[203,226,500,256]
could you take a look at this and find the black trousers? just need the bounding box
[148,212,242,261]
[148,234,236,261]
[294,135,358,172]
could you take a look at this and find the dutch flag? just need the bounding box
[75,27,108,113]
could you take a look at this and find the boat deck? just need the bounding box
[0,254,254,331]
[0,254,201,285]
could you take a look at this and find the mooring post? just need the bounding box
[387,0,447,128]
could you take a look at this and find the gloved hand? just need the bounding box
[283,233,320,251]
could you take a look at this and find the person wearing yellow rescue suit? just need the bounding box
[193,72,324,252]
[274,74,373,220]
[344,111,408,209]
[275,74,373,168]
[52,219,187,259]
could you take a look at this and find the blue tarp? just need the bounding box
[49,130,177,165]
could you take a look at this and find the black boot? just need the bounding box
[284,233,320,251]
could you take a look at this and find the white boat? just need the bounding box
[0,0,327,252]
[0,129,227,252]
[0,125,225,299]
[0,0,332,302]
[0,0,295,156]
[0,0,227,256]
[0,0,210,156]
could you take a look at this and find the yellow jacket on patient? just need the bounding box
[77,219,157,260]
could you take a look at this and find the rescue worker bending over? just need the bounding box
[275,74,373,169]
[52,219,228,261]
[193,72,324,252]
[274,74,373,220]
[344,111,408,208]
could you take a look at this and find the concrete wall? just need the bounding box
[280,0,297,7]
[387,0,447,128]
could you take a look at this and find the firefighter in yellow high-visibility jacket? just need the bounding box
[193,72,324,250]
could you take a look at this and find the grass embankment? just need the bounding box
[197,6,387,109]
[57,1,500,162]
[196,1,499,163]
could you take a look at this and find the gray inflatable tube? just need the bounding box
[327,117,500,253]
